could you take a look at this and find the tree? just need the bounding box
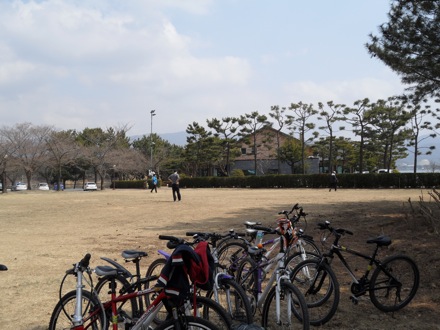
[402,95,438,173]
[44,129,82,190]
[343,98,374,174]
[185,122,223,177]
[268,106,288,174]
[206,117,241,176]
[238,112,271,175]
[76,125,131,189]
[132,133,181,177]
[286,102,318,174]
[366,0,440,98]
[277,138,302,173]
[368,97,412,171]
[317,102,345,173]
[1,123,53,189]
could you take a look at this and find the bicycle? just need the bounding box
[49,252,222,330]
[146,232,253,326]
[290,220,420,326]
[235,227,310,329]
[216,204,321,277]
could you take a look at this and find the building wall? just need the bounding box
[232,126,319,175]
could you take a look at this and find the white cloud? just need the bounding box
[0,0,418,139]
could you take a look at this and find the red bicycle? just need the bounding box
[49,253,221,330]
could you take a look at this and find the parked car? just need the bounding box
[37,183,50,191]
[12,182,27,191]
[84,182,98,191]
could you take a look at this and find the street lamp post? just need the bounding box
[150,110,156,170]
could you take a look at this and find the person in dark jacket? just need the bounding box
[329,171,338,192]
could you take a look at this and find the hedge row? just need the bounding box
[179,173,440,189]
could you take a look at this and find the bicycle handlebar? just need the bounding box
[317,221,353,236]
[79,253,91,268]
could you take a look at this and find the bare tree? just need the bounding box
[1,123,53,189]
[45,130,81,190]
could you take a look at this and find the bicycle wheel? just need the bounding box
[369,254,419,312]
[190,295,232,329]
[154,315,221,330]
[94,274,138,327]
[290,259,339,326]
[294,237,322,256]
[235,256,258,316]
[216,240,248,276]
[49,290,106,330]
[144,257,168,324]
[206,277,253,325]
[261,280,310,330]
[284,251,320,274]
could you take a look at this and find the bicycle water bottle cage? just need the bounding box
[366,235,391,247]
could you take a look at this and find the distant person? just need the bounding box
[150,174,158,193]
[329,171,338,192]
[168,170,181,202]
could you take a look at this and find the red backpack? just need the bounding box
[187,241,214,291]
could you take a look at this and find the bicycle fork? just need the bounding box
[73,268,85,326]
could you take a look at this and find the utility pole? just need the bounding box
[150,109,156,171]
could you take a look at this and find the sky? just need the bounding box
[0,0,408,138]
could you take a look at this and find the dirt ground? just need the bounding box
[0,187,439,330]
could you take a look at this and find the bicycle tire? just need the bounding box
[191,295,232,329]
[145,257,168,324]
[49,290,106,330]
[261,280,310,330]
[284,251,321,274]
[369,254,419,312]
[94,274,139,326]
[154,315,221,330]
[294,237,322,257]
[290,259,339,326]
[235,256,259,316]
[216,240,249,276]
[206,277,253,325]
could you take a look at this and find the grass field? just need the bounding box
[0,187,438,329]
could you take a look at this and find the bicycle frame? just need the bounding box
[242,245,293,324]
[325,242,381,285]
[74,284,165,330]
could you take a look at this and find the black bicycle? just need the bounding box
[290,220,419,326]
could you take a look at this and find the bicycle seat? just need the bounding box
[95,265,119,277]
[122,250,148,260]
[366,235,391,247]
[244,221,262,227]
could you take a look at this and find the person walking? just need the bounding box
[329,171,338,192]
[168,170,181,202]
[150,174,158,193]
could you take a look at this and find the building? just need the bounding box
[231,126,319,175]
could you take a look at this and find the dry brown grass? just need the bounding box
[0,187,439,329]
